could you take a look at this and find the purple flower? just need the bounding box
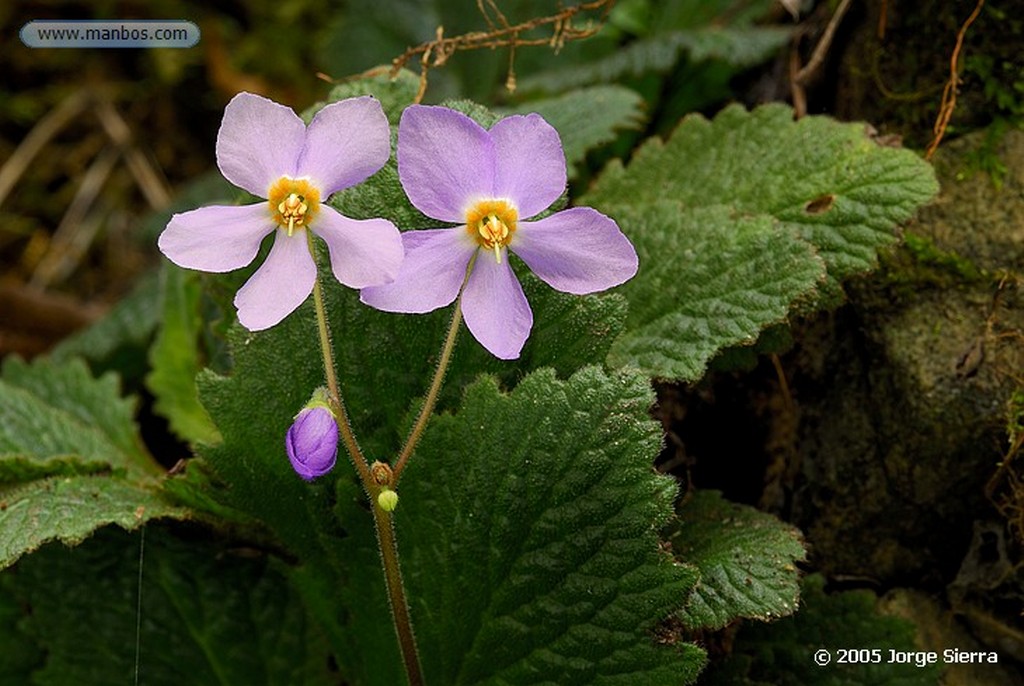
[360,105,638,359]
[158,92,403,331]
[286,406,338,480]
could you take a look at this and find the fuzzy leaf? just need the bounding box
[0,358,185,569]
[332,367,706,685]
[589,103,939,294]
[322,68,421,125]
[701,575,943,686]
[2,526,333,686]
[0,476,185,569]
[0,357,155,477]
[666,490,806,630]
[587,104,939,379]
[146,266,220,444]
[502,86,646,179]
[520,27,791,93]
[192,259,629,557]
[605,202,824,380]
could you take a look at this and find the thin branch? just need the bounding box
[0,90,91,209]
[789,0,853,118]
[794,0,853,86]
[925,0,985,160]
[392,0,616,103]
[30,145,120,288]
[94,97,172,209]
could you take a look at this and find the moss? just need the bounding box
[878,232,989,302]
[837,0,1024,148]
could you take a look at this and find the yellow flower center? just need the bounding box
[465,199,518,264]
[267,176,320,236]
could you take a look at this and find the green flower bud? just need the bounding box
[377,488,399,512]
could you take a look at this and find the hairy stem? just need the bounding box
[373,505,425,685]
[392,253,475,483]
[310,261,373,487]
[308,233,424,685]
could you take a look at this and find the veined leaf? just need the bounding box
[587,104,939,379]
[604,202,825,381]
[3,527,333,685]
[0,358,185,569]
[666,490,806,630]
[333,367,707,685]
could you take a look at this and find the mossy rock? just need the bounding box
[790,127,1024,582]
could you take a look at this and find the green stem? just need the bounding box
[307,233,424,684]
[310,264,372,487]
[391,253,475,484]
[373,505,425,686]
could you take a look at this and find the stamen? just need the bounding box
[465,200,517,264]
[267,178,320,236]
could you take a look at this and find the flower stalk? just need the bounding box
[392,254,473,484]
[310,244,423,685]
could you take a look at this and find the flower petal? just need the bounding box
[297,96,391,196]
[397,105,494,223]
[490,113,567,219]
[158,204,275,272]
[234,230,316,331]
[461,256,533,360]
[360,229,475,313]
[216,92,306,197]
[511,207,638,295]
[314,207,403,288]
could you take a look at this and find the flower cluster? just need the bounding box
[158,94,636,358]
[159,93,638,480]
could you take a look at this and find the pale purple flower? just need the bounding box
[158,92,403,331]
[360,105,638,359]
[286,406,338,480]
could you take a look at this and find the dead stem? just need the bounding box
[392,0,616,103]
[925,0,985,160]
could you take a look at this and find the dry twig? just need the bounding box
[789,0,854,118]
[390,0,616,103]
[925,0,985,160]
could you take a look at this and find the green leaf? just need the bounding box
[0,476,185,569]
[146,266,220,444]
[665,490,806,630]
[0,358,186,569]
[0,357,154,476]
[519,27,791,93]
[322,68,421,125]
[189,248,634,678]
[334,367,706,685]
[2,526,333,686]
[502,86,646,179]
[701,575,943,686]
[590,103,939,294]
[587,104,939,379]
[605,202,825,380]
[193,258,628,541]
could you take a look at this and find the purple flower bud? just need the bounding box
[286,406,338,480]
